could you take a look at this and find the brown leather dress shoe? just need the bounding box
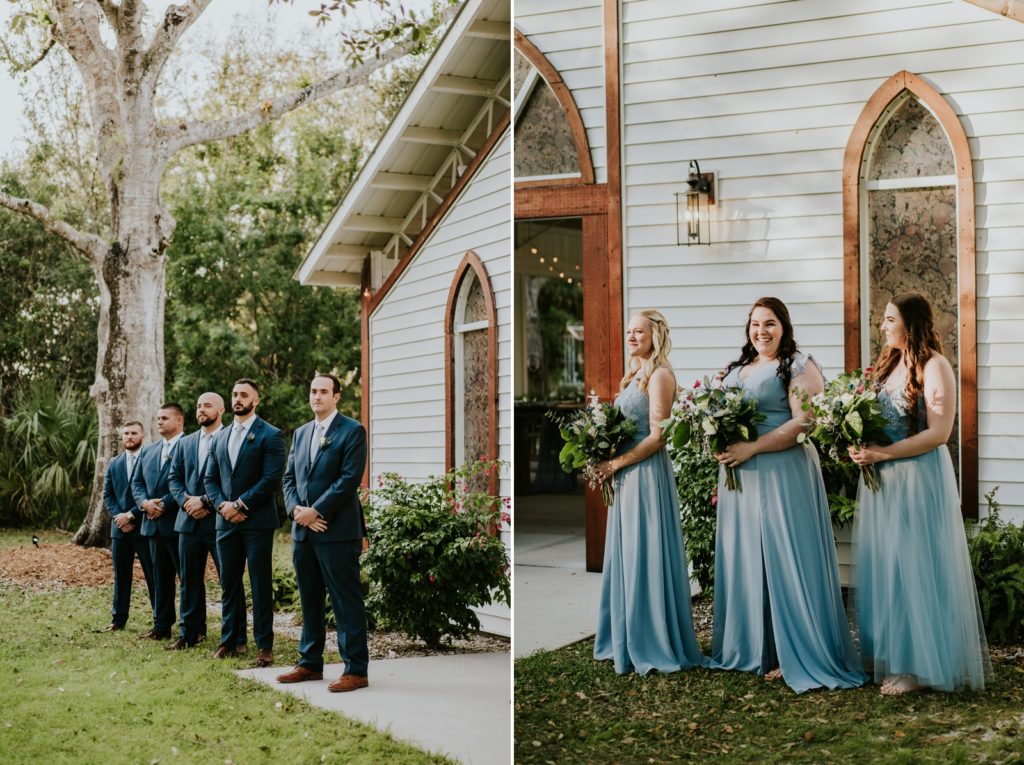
[139,628,171,640]
[103,623,124,632]
[165,638,192,651]
[212,645,236,659]
[255,648,274,668]
[275,666,323,683]
[235,643,248,655]
[328,674,368,693]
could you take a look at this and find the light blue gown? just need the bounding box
[850,386,989,691]
[594,375,706,675]
[709,353,867,693]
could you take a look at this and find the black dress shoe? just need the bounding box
[165,638,193,651]
[139,628,172,640]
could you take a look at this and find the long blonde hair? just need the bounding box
[620,309,673,392]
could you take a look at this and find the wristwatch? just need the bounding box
[231,501,240,511]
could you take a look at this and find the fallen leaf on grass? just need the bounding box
[803,730,815,742]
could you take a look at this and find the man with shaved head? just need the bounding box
[167,393,244,649]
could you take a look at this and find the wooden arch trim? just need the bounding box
[444,250,499,494]
[842,69,978,517]
[514,28,595,186]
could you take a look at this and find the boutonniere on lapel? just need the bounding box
[246,433,255,443]
[319,436,331,449]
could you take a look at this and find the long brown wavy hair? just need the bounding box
[870,291,944,433]
[725,297,800,392]
[620,309,673,393]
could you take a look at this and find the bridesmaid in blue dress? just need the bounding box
[592,309,705,675]
[849,292,989,695]
[710,297,866,693]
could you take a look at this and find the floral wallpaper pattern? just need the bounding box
[463,327,490,492]
[868,97,954,180]
[513,59,580,178]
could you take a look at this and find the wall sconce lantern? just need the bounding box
[675,160,715,246]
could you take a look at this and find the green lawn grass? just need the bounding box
[0,531,454,765]
[515,639,1024,765]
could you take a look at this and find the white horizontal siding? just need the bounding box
[621,0,1024,519]
[514,1,607,183]
[369,129,511,505]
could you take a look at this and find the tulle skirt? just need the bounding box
[850,445,990,691]
[594,448,706,675]
[710,444,867,693]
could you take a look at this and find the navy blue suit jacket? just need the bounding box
[103,451,143,539]
[203,416,286,535]
[131,440,181,538]
[168,428,221,536]
[283,413,367,543]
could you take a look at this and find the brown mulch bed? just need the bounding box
[0,542,217,590]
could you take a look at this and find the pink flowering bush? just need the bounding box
[362,459,510,648]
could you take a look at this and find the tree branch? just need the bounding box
[0,191,107,260]
[162,2,461,155]
[165,34,419,154]
[0,29,56,72]
[145,0,213,78]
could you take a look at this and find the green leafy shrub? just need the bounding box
[0,382,97,529]
[362,460,510,648]
[668,440,718,594]
[967,486,1024,645]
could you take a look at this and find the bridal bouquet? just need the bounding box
[794,368,892,492]
[661,373,765,492]
[549,390,636,506]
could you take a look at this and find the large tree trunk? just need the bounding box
[73,161,170,545]
[74,242,167,545]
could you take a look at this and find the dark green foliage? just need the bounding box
[0,382,97,529]
[819,454,860,527]
[0,170,98,393]
[164,118,365,431]
[968,486,1024,645]
[669,440,718,594]
[362,461,510,648]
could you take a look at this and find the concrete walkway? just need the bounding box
[513,493,601,659]
[238,651,510,765]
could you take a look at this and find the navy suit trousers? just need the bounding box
[293,538,368,676]
[149,534,180,633]
[178,529,218,644]
[218,529,274,650]
[110,532,155,627]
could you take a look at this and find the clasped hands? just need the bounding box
[218,501,247,524]
[183,495,210,519]
[293,506,328,533]
[140,498,165,519]
[114,512,135,533]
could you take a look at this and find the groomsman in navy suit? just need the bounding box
[277,373,369,692]
[204,379,286,667]
[102,420,156,631]
[167,392,247,650]
[132,404,185,639]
